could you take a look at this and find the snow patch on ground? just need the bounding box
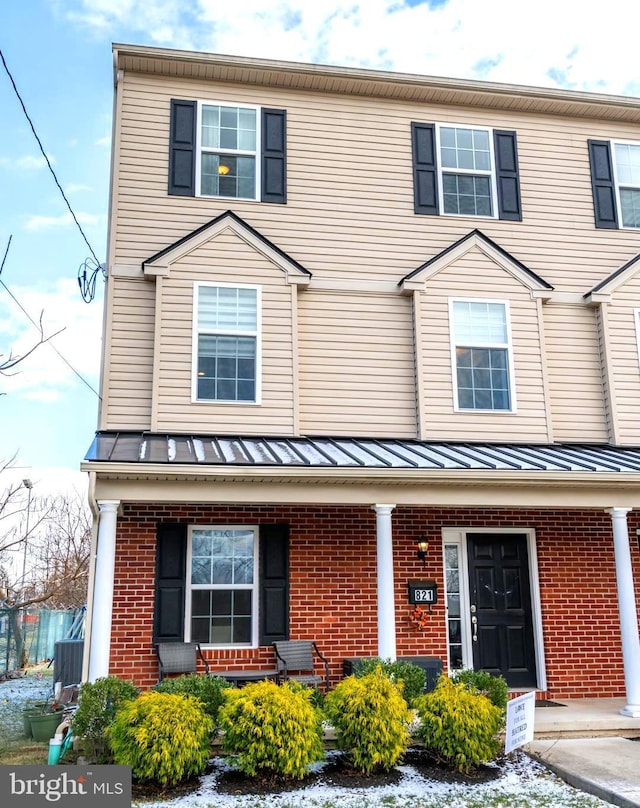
[0,670,54,739]
[135,749,609,808]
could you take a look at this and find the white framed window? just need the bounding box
[449,298,516,412]
[613,141,640,228]
[635,309,640,369]
[196,102,261,200]
[437,124,498,218]
[192,283,261,404]
[186,526,259,647]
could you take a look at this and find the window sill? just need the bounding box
[191,398,261,406]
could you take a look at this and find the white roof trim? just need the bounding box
[400,232,553,297]
[143,213,311,285]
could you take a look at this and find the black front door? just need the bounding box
[467,533,537,688]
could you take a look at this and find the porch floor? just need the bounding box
[533,698,640,739]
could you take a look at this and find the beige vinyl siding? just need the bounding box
[419,247,549,442]
[104,68,640,442]
[113,71,640,294]
[103,277,155,428]
[297,291,417,436]
[153,229,296,433]
[543,304,608,443]
[607,278,640,444]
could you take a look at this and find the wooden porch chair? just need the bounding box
[155,642,209,682]
[273,640,329,691]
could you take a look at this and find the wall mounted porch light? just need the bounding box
[416,535,429,566]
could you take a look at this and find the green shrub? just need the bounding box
[218,680,324,780]
[108,691,213,786]
[71,676,140,763]
[156,674,230,728]
[416,676,502,772]
[325,666,411,774]
[353,658,426,707]
[450,668,508,713]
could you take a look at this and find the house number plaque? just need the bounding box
[407,580,438,605]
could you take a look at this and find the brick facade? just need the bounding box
[108,503,640,697]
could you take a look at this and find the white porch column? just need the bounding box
[373,504,397,660]
[608,507,640,717]
[88,500,120,682]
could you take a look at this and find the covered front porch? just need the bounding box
[82,433,640,718]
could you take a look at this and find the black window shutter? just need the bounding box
[494,130,522,221]
[411,122,439,215]
[261,108,287,204]
[153,523,187,643]
[588,140,619,229]
[168,99,196,196]
[259,523,290,644]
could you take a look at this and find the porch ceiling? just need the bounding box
[82,432,640,508]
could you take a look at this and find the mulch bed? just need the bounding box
[132,747,504,801]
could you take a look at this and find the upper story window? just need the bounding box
[187,526,258,646]
[168,99,286,204]
[193,283,261,403]
[614,142,640,228]
[199,104,258,199]
[439,126,494,217]
[588,138,640,229]
[412,122,522,221]
[449,298,515,412]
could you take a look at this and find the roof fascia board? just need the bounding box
[81,459,640,487]
[585,253,640,300]
[113,44,640,123]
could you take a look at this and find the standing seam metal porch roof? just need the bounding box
[84,432,640,474]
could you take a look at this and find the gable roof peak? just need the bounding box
[400,229,553,296]
[142,210,311,283]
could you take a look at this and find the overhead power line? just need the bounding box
[0,49,104,303]
[0,236,101,399]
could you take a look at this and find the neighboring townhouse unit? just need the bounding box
[81,43,640,714]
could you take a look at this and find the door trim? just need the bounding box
[442,526,546,691]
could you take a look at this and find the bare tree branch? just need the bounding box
[0,460,90,666]
[0,310,65,376]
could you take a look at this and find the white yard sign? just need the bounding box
[505,691,536,753]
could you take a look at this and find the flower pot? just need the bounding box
[21,704,48,738]
[29,710,65,742]
[22,708,38,738]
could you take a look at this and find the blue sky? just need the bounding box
[1,0,639,495]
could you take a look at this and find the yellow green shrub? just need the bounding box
[415,676,502,772]
[324,666,411,774]
[218,680,324,780]
[108,691,213,786]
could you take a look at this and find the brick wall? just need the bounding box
[107,503,640,698]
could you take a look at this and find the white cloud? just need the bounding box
[59,0,640,96]
[1,464,89,502]
[0,154,54,171]
[66,183,93,194]
[0,277,103,402]
[25,212,100,231]
[95,136,111,148]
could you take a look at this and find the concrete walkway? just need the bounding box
[532,698,640,740]
[525,699,640,807]
[527,738,640,808]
